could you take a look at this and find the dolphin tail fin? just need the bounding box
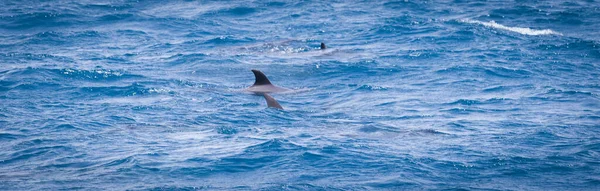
[263,93,283,109]
[251,69,272,86]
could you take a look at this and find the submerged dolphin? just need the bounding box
[262,93,283,109]
[245,69,288,109]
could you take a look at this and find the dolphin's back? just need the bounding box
[251,69,272,86]
[246,69,290,93]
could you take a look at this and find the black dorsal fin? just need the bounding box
[263,93,283,109]
[251,69,272,86]
[320,42,326,49]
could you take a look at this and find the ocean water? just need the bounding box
[1,0,600,190]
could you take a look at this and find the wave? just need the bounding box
[459,19,562,36]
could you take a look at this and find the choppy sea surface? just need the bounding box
[1,0,600,190]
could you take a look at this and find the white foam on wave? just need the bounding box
[459,19,562,36]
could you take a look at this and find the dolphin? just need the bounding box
[245,69,290,93]
[320,42,326,49]
[245,69,288,109]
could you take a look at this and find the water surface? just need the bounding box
[1,0,600,190]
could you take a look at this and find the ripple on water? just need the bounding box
[1,12,81,29]
[2,145,74,165]
[0,132,25,141]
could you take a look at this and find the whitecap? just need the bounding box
[459,19,562,36]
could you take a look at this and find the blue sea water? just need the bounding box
[1,0,600,190]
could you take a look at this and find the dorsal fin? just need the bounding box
[320,42,326,49]
[263,93,283,109]
[251,69,272,86]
